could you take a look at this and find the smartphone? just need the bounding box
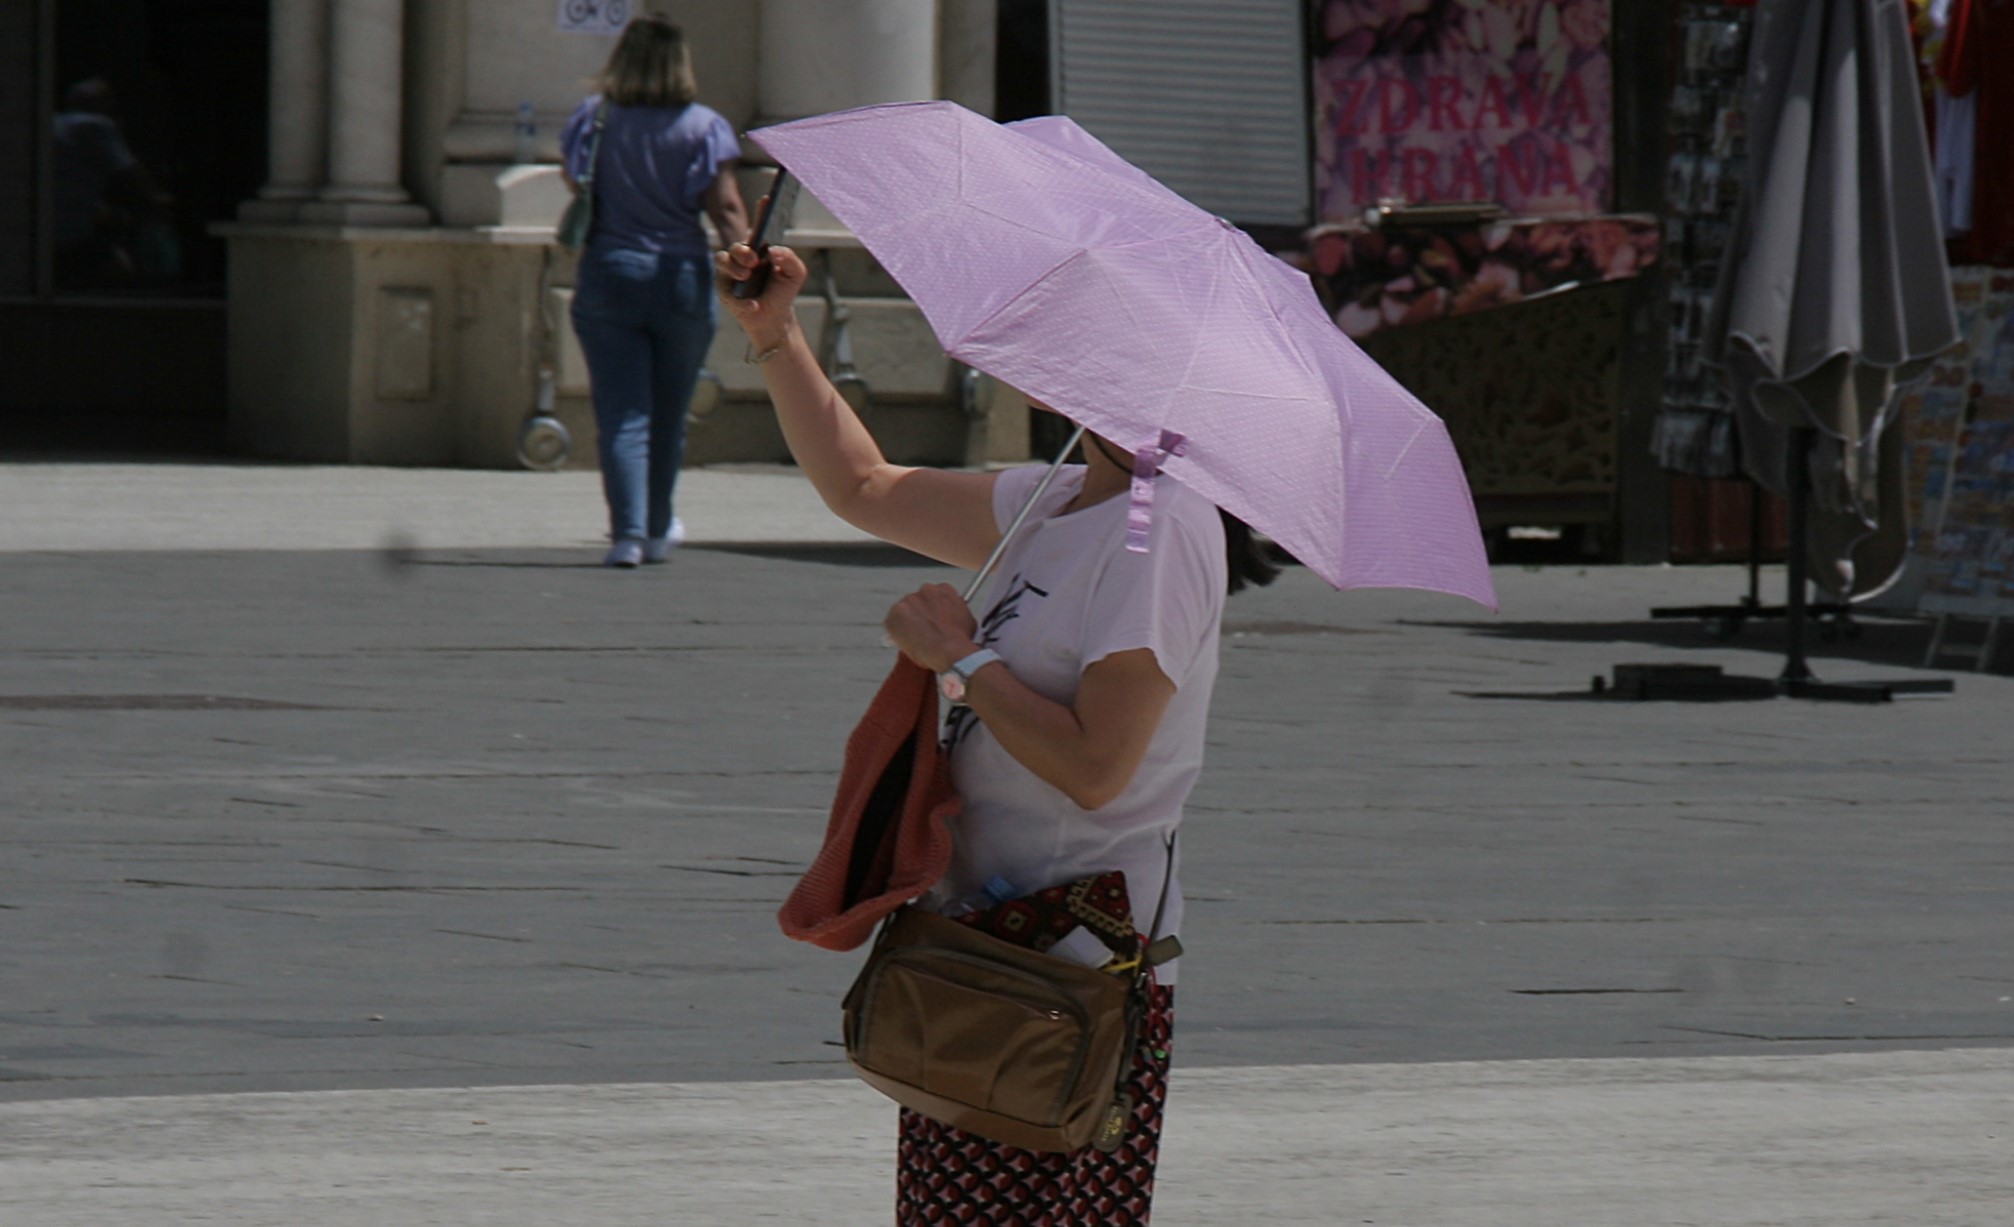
[731,167,801,300]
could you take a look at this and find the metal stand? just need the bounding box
[1609,429,1953,703]
[1649,476,1856,641]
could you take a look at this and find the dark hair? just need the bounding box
[1222,510,1280,595]
[597,17,699,107]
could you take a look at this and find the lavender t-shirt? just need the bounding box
[560,97,740,255]
[926,465,1227,984]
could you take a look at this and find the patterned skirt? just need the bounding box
[893,985,1176,1225]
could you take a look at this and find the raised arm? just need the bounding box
[702,164,750,248]
[715,240,1001,569]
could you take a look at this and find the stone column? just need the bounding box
[755,0,938,128]
[238,0,329,221]
[939,0,998,119]
[300,0,429,225]
[752,0,939,235]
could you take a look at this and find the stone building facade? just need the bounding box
[220,0,1016,469]
[1,0,1020,467]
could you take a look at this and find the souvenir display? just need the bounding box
[1650,1,1757,479]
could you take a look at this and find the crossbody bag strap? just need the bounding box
[579,100,609,190]
[1132,831,1181,992]
[1094,832,1181,1153]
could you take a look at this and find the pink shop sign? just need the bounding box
[1313,0,1614,219]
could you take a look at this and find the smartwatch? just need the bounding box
[939,647,1002,704]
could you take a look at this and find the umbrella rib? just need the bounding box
[1160,245,1227,421]
[964,251,1084,347]
[961,197,1222,250]
[1383,420,1430,478]
[964,201,1097,245]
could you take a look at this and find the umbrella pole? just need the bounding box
[1747,486,1764,610]
[1780,428,1816,688]
[961,424,1086,604]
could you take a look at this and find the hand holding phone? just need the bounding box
[730,167,801,301]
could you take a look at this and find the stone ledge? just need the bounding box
[213,222,561,246]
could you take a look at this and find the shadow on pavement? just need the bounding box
[1408,612,1949,675]
[697,542,949,568]
[404,557,606,570]
[381,543,951,571]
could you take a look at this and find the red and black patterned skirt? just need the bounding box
[893,870,1177,1225]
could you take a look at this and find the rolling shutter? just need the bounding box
[1049,0,1310,226]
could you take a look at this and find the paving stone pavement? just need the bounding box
[1,459,2009,1223]
[5,1051,2012,1226]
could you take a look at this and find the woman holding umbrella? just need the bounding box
[718,236,1275,1224]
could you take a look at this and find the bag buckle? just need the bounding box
[1092,1092,1132,1153]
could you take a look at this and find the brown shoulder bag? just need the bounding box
[840,852,1181,1154]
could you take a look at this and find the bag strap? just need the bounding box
[579,100,609,189]
[1129,832,1181,990]
[1093,832,1180,1153]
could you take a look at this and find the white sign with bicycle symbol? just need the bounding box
[556,0,629,35]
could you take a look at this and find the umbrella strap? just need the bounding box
[1125,430,1189,555]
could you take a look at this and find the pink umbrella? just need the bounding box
[751,101,1496,609]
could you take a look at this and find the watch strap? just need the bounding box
[939,647,1002,704]
[951,647,1002,681]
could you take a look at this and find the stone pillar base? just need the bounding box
[238,198,309,223]
[297,200,433,227]
[437,165,569,230]
[217,223,552,468]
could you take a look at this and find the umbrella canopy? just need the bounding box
[1703,0,1959,599]
[750,101,1495,611]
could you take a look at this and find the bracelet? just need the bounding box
[744,333,790,365]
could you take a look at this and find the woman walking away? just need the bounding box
[562,18,748,567]
[718,237,1277,1226]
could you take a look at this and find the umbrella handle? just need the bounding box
[876,421,1081,649]
[961,423,1084,604]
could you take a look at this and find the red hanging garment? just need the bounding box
[1939,0,2014,263]
[776,656,958,952]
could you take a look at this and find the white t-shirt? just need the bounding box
[924,464,1226,983]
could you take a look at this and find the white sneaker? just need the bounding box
[643,517,686,564]
[603,538,644,568]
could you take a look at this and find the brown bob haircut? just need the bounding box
[596,16,699,107]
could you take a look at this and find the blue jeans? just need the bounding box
[570,245,716,541]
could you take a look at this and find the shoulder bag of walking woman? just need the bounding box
[556,102,607,252]
[841,856,1181,1154]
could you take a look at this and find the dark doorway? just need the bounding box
[52,0,268,298]
[1,0,266,453]
[995,0,1049,124]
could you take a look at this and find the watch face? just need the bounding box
[939,672,966,705]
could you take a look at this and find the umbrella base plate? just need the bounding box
[1598,663,1778,702]
[1587,663,1954,704]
